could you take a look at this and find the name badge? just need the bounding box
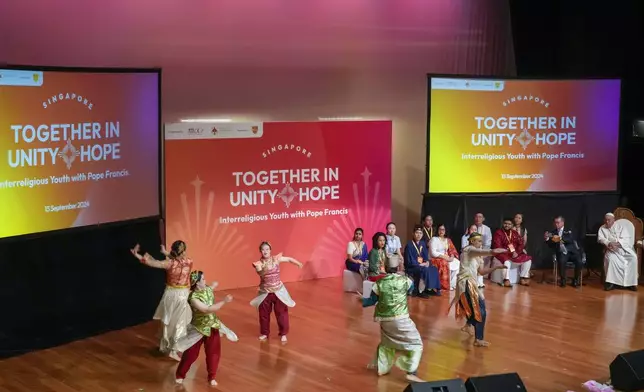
[508,244,515,253]
[417,257,423,263]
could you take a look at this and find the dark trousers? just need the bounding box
[407,265,441,293]
[556,251,582,281]
[464,286,487,340]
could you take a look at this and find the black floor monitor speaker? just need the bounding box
[403,379,466,391]
[610,350,644,391]
[465,373,527,392]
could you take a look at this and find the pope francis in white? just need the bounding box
[597,213,639,291]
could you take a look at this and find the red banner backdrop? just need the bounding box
[164,121,392,290]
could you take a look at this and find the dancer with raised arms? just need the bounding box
[449,233,508,347]
[131,240,193,360]
[251,241,303,343]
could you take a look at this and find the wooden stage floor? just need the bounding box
[2,276,644,392]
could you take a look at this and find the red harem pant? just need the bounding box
[176,328,221,382]
[431,258,450,290]
[259,293,290,336]
[368,274,386,282]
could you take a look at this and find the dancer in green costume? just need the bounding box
[365,252,424,382]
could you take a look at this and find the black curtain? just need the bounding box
[0,219,163,359]
[509,0,644,215]
[421,194,618,269]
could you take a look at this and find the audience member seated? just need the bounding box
[430,224,460,290]
[492,217,532,287]
[598,212,638,291]
[404,225,441,298]
[345,227,369,278]
[421,214,435,245]
[462,224,478,250]
[385,222,403,273]
[545,215,582,288]
[368,232,388,282]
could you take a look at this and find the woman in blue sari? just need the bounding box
[404,225,441,298]
[346,228,369,278]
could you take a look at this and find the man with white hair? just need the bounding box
[598,212,638,291]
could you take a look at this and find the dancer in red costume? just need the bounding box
[250,241,303,343]
[131,241,193,360]
[492,218,532,287]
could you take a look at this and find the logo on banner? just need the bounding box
[211,127,218,135]
[252,126,259,134]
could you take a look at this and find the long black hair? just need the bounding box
[372,231,386,250]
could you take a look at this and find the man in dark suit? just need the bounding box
[544,215,583,287]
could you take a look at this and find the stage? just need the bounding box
[1,276,642,392]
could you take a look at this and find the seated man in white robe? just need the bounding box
[598,212,638,291]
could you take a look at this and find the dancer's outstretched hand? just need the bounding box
[492,248,508,254]
[210,281,219,289]
[130,244,142,260]
[224,294,233,303]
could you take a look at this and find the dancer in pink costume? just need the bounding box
[250,241,303,343]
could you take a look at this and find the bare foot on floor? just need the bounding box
[474,339,490,347]
[460,325,473,335]
[406,374,424,382]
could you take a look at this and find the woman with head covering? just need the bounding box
[131,240,194,360]
[174,270,237,386]
[448,233,507,347]
[250,241,303,343]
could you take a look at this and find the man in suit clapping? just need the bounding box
[544,215,582,288]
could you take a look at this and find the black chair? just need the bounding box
[552,240,587,287]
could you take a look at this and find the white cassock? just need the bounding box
[598,220,639,287]
[429,237,460,289]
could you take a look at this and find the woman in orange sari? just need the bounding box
[430,224,461,290]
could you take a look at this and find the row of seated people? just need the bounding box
[346,212,641,294]
[343,218,535,298]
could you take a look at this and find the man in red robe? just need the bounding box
[492,217,532,287]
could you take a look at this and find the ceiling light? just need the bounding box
[180,118,232,123]
[317,117,364,121]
